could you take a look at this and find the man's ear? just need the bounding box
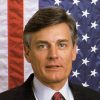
[24,46,31,63]
[72,44,77,61]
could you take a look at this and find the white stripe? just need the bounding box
[24,0,39,81]
[0,0,8,93]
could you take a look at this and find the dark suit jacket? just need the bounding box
[0,74,100,100]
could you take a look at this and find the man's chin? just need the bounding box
[44,76,68,84]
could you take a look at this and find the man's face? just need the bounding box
[25,23,77,89]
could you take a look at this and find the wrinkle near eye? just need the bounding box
[36,42,49,50]
[58,42,67,49]
[38,44,48,49]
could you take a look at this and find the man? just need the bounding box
[0,7,100,100]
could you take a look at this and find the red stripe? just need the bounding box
[8,0,24,89]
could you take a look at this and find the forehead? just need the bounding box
[31,23,72,43]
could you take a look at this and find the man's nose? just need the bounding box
[47,47,58,60]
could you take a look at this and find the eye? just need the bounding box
[58,43,67,49]
[37,44,48,50]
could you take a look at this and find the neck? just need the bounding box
[41,79,68,91]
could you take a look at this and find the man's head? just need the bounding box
[23,7,77,47]
[23,7,78,90]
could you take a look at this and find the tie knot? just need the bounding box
[52,92,65,100]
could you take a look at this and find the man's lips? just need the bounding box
[46,65,59,68]
[46,65,62,68]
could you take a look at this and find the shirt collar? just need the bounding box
[33,76,73,100]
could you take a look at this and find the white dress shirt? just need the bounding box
[32,77,74,100]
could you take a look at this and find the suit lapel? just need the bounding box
[24,74,80,100]
[69,82,83,100]
[23,74,85,100]
[21,74,36,100]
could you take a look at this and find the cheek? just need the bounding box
[60,51,73,68]
[63,54,73,75]
[30,52,46,70]
[60,50,73,61]
[30,55,43,77]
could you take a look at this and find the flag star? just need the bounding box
[73,0,80,6]
[82,58,89,66]
[54,0,62,6]
[82,34,90,42]
[90,69,98,77]
[91,0,98,5]
[72,70,80,78]
[82,9,90,18]
[82,82,89,87]
[66,10,71,15]
[91,21,98,29]
[77,46,80,54]
[76,21,80,30]
[91,45,98,53]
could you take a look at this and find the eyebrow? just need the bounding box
[35,39,69,44]
[35,41,49,45]
[57,39,68,43]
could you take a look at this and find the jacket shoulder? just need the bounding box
[0,85,25,100]
[0,74,35,100]
[70,82,100,100]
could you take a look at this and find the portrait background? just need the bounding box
[0,0,100,93]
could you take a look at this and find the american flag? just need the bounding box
[40,0,100,92]
[0,0,100,93]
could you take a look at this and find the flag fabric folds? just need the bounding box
[0,0,100,93]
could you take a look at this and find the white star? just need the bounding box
[82,34,90,42]
[91,21,98,29]
[82,58,89,66]
[54,0,62,6]
[82,9,90,18]
[77,46,80,54]
[90,69,98,77]
[76,21,80,30]
[72,70,80,78]
[73,0,80,6]
[82,82,89,87]
[66,10,71,15]
[91,45,98,53]
[91,0,98,5]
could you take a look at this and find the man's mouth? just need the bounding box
[45,64,63,71]
[46,65,60,68]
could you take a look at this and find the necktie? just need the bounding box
[52,92,65,100]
